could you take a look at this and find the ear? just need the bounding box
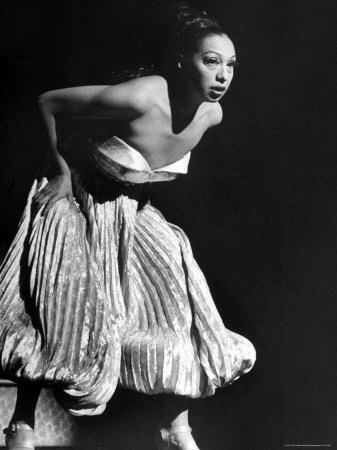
[178,54,188,70]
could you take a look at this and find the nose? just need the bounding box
[216,65,229,84]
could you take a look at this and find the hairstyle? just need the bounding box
[167,2,227,58]
[111,2,228,83]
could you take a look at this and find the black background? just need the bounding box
[1,1,337,449]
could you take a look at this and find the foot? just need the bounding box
[3,422,35,450]
[155,425,200,449]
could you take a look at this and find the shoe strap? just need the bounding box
[159,426,199,449]
[166,425,192,435]
[160,425,192,440]
[4,423,34,434]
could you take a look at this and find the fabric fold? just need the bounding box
[0,136,255,415]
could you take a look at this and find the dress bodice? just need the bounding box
[91,136,191,184]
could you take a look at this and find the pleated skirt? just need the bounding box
[0,165,256,415]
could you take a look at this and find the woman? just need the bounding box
[0,5,256,450]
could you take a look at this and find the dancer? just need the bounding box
[0,4,256,450]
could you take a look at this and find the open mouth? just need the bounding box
[211,86,226,93]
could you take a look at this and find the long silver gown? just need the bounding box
[0,135,256,415]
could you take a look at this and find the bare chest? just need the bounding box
[119,106,210,170]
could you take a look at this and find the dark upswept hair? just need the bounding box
[111,2,228,83]
[167,2,227,57]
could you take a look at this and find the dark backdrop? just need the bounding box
[1,1,337,449]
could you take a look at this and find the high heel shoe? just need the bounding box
[3,423,35,450]
[154,425,200,449]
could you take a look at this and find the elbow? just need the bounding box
[37,92,49,109]
[37,92,55,114]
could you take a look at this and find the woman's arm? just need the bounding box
[38,80,149,170]
[38,81,149,120]
[33,79,150,214]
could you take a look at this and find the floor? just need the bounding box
[0,379,261,450]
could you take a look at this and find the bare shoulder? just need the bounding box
[111,75,167,108]
[132,75,167,91]
[117,74,166,91]
[204,103,223,128]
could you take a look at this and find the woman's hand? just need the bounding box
[33,174,74,216]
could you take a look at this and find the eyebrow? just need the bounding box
[201,51,236,59]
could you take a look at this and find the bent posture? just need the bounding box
[0,6,255,450]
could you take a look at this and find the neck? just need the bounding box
[171,84,202,115]
[166,76,203,133]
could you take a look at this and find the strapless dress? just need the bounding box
[0,135,256,415]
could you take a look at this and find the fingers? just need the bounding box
[32,183,58,213]
[32,178,75,216]
[34,192,76,216]
[41,194,60,216]
[33,184,54,205]
[33,194,52,211]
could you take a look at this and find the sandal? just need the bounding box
[154,425,200,449]
[3,423,35,450]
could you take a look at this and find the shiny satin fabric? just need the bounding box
[0,136,256,415]
[70,135,191,184]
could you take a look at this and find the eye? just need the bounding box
[227,61,239,70]
[203,56,220,66]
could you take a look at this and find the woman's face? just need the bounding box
[181,34,237,103]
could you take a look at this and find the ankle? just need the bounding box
[160,425,191,433]
[156,425,199,450]
[161,408,189,429]
[9,418,34,430]
[4,422,35,450]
